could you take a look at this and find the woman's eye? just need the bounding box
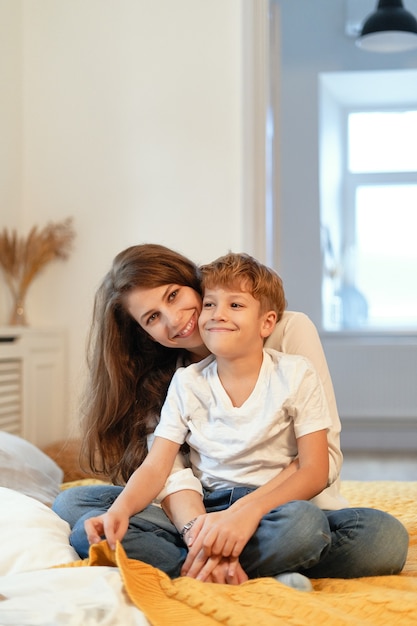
[147,312,159,324]
[168,289,178,301]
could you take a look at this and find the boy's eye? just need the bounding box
[203,301,214,308]
[231,302,243,308]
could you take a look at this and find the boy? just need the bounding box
[85,253,331,588]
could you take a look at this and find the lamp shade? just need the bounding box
[356,0,417,52]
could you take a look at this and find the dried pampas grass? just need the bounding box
[0,217,76,325]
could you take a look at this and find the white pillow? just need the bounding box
[0,431,63,505]
[0,487,79,575]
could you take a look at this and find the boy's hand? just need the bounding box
[181,508,258,581]
[84,509,130,550]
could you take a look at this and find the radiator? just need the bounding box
[321,335,417,451]
[0,359,22,435]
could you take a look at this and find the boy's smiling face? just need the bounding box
[198,285,276,359]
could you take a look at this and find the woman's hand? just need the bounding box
[196,556,248,584]
[84,508,130,551]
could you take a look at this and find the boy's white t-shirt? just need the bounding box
[156,311,348,510]
[154,348,332,493]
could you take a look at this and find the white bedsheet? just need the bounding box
[0,566,150,626]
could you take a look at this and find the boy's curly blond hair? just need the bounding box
[199,252,287,321]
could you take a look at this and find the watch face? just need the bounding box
[181,517,197,537]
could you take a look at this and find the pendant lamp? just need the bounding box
[356,0,417,52]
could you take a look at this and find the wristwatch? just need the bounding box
[180,517,197,538]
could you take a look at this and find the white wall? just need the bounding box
[0,1,22,322]
[0,0,21,223]
[1,0,266,434]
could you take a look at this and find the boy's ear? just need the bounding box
[261,310,277,338]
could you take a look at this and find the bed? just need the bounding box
[0,431,416,626]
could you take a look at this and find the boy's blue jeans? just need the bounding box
[53,484,408,579]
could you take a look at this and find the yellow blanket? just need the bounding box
[63,481,417,626]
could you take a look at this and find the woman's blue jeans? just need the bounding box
[52,484,408,580]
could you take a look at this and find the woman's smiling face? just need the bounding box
[125,283,209,358]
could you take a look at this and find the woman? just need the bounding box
[53,244,408,584]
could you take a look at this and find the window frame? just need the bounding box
[343,106,417,259]
[319,70,417,332]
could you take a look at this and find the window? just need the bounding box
[319,71,417,331]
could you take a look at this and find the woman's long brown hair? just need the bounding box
[80,244,201,484]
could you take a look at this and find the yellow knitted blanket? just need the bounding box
[62,481,417,626]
